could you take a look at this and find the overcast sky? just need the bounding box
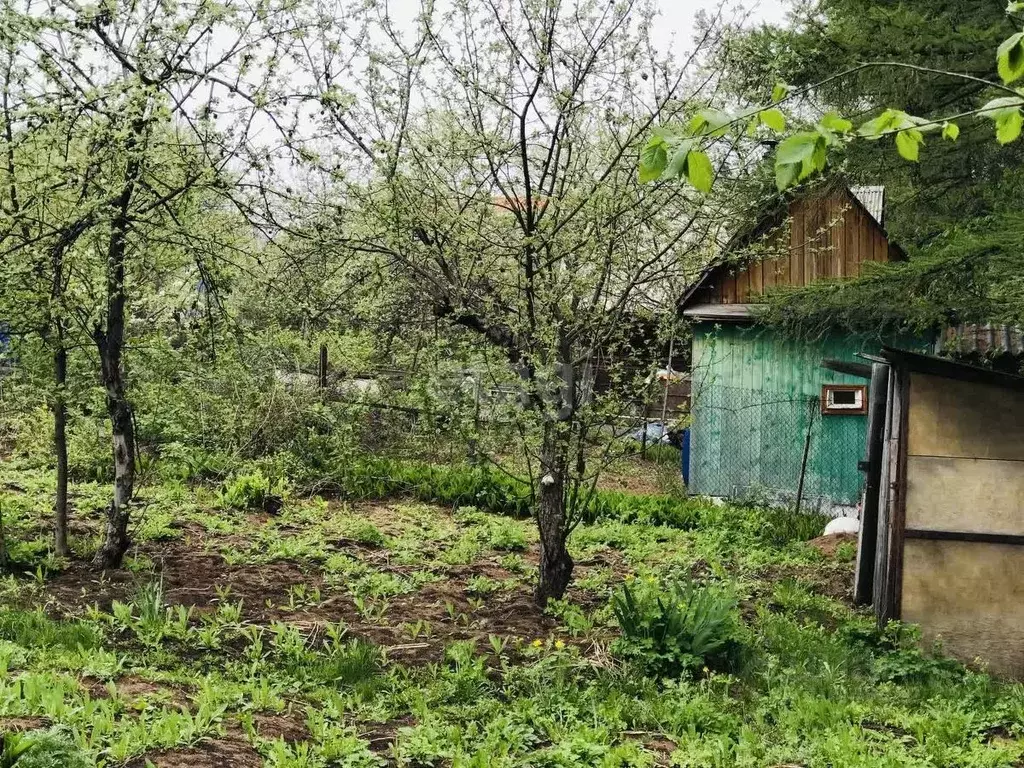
[650,0,789,52]
[381,0,792,51]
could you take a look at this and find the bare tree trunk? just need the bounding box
[53,327,70,557]
[92,176,137,570]
[318,343,328,390]
[93,333,136,569]
[535,426,574,606]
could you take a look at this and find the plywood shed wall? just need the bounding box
[894,370,1024,678]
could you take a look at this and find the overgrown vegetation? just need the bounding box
[612,578,747,678]
[1,731,89,768]
[0,0,1021,764]
[0,463,1020,766]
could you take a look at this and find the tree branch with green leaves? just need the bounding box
[641,2,1024,193]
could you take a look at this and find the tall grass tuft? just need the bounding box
[611,577,747,678]
[0,610,101,652]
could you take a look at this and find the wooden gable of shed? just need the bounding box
[685,186,904,308]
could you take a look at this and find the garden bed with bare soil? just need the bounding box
[1,468,1017,768]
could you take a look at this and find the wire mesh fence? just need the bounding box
[689,384,866,512]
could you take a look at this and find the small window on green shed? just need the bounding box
[821,384,867,415]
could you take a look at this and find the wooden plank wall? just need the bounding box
[698,189,897,305]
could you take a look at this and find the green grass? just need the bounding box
[0,463,1019,767]
[297,454,710,528]
[640,442,682,466]
[0,609,102,652]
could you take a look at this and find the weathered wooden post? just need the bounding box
[854,362,890,605]
[793,399,817,515]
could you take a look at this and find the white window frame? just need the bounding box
[821,384,867,415]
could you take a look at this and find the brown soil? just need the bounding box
[755,561,854,604]
[361,715,416,755]
[641,735,679,767]
[286,562,558,664]
[807,533,857,558]
[127,736,262,768]
[41,518,573,666]
[44,530,319,625]
[251,711,310,743]
[0,716,48,733]
[80,675,189,706]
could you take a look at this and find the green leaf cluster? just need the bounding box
[639,133,714,193]
[611,577,747,678]
[998,31,1024,83]
[982,96,1024,144]
[712,0,1024,240]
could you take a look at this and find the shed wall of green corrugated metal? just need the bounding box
[689,324,922,508]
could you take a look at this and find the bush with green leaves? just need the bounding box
[486,519,529,552]
[325,455,707,530]
[611,577,747,679]
[1,731,90,768]
[589,490,703,529]
[216,470,288,511]
[698,502,828,551]
[0,733,34,768]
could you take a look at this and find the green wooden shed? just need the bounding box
[680,184,923,513]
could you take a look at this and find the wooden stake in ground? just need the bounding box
[794,399,818,516]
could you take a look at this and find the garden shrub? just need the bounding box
[699,502,828,548]
[588,490,703,528]
[345,521,386,547]
[216,470,288,511]
[611,578,747,678]
[1,730,90,768]
[855,622,968,686]
[486,519,529,551]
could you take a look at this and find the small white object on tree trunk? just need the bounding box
[540,473,556,487]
